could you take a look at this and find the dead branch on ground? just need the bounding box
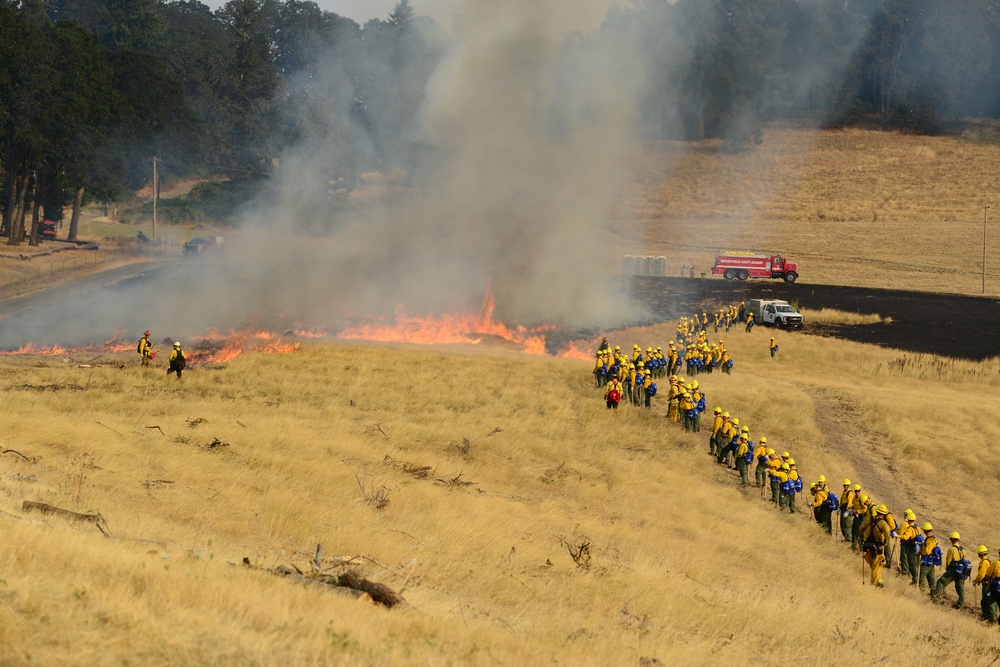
[141,479,174,489]
[245,554,406,608]
[487,427,503,437]
[22,500,110,535]
[94,421,123,437]
[365,423,389,438]
[145,425,164,435]
[383,455,432,479]
[557,535,592,570]
[355,471,391,509]
[186,417,208,428]
[1,448,36,463]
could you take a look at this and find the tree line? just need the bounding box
[3,0,1000,244]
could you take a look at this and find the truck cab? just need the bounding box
[747,299,805,328]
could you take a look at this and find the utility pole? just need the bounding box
[984,204,990,295]
[152,156,159,241]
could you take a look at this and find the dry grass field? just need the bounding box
[1,322,999,666]
[615,127,1000,295]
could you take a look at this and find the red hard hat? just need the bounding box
[144,330,150,336]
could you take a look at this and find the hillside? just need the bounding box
[1,324,998,665]
[615,127,1000,295]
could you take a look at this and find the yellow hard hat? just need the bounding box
[876,505,888,514]
[766,448,775,455]
[905,509,916,520]
[684,383,692,390]
[731,418,740,425]
[843,479,851,486]
[722,412,730,418]
[759,436,767,443]
[714,407,722,413]
[633,344,639,348]
[678,377,685,383]
[646,347,652,352]
[741,425,749,432]
[922,522,933,531]
[781,451,789,458]
[817,475,826,483]
[950,531,961,540]
[859,494,869,503]
[853,484,861,491]
[637,362,644,367]
[669,341,674,345]
[682,392,690,397]
[614,345,620,351]
[978,545,988,555]
[809,482,816,489]
[787,459,795,465]
[781,463,790,470]
[692,380,699,388]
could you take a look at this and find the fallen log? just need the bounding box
[21,501,109,535]
[254,557,405,608]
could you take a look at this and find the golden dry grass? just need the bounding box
[1,329,999,665]
[614,127,1000,295]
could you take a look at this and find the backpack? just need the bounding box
[952,547,972,579]
[793,478,803,493]
[931,545,943,566]
[608,388,621,403]
[825,492,839,510]
[647,383,657,397]
[743,447,754,465]
[137,338,144,353]
[992,577,1000,595]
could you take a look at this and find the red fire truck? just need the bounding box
[712,252,799,283]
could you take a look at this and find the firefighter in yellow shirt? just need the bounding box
[137,329,153,367]
[864,505,892,587]
[769,337,778,358]
[896,510,921,585]
[917,523,939,592]
[709,407,724,456]
[838,480,856,543]
[851,491,869,552]
[974,545,992,621]
[766,451,781,502]
[985,548,1000,624]
[772,464,790,511]
[734,434,751,486]
[679,392,696,431]
[785,460,800,513]
[933,532,967,607]
[753,437,769,487]
[810,478,833,534]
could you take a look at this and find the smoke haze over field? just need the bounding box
[236,0,644,330]
[0,0,899,349]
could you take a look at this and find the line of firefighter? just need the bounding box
[595,340,731,411]
[708,407,999,621]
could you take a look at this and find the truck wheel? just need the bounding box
[724,269,736,280]
[738,270,749,281]
[784,272,798,283]
[775,318,784,328]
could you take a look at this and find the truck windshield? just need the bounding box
[775,306,796,312]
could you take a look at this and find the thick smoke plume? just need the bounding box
[238,0,643,330]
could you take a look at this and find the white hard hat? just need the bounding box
[173,341,181,347]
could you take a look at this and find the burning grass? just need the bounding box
[798,307,891,326]
[1,328,1000,665]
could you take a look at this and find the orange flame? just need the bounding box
[0,330,133,356]
[337,292,554,354]
[554,342,594,361]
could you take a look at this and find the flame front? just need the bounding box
[337,292,552,354]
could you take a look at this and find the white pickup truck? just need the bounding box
[747,299,804,328]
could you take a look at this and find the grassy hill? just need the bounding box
[615,127,1000,295]
[1,323,998,665]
